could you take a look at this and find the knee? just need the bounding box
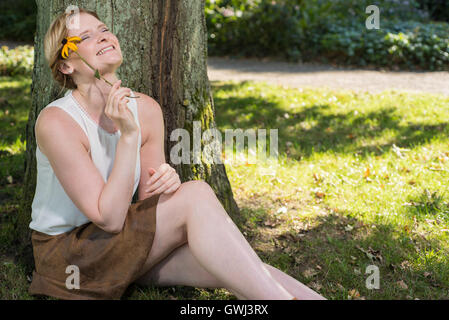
[167,180,213,204]
[183,180,216,198]
[168,180,214,211]
[181,180,219,215]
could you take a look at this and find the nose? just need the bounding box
[97,33,108,44]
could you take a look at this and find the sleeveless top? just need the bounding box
[29,89,141,236]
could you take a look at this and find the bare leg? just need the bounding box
[135,181,297,300]
[137,243,326,300]
[263,264,326,300]
[183,181,295,300]
[136,243,246,299]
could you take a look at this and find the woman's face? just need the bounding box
[62,12,123,77]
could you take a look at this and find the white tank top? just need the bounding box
[29,89,141,235]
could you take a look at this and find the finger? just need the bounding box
[110,80,122,101]
[146,172,178,196]
[113,88,132,103]
[147,166,174,190]
[120,94,130,106]
[146,177,175,196]
[146,171,174,193]
[112,92,120,116]
[146,167,175,192]
[163,185,177,195]
[146,168,156,184]
[111,79,121,93]
[106,80,122,114]
[163,181,181,194]
[113,89,131,114]
[162,178,180,194]
[162,174,178,189]
[146,164,171,186]
[111,87,130,100]
[148,167,156,177]
[146,171,163,189]
[118,95,130,113]
[111,87,125,113]
[116,91,131,112]
[145,180,168,195]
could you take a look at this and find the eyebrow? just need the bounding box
[78,23,108,37]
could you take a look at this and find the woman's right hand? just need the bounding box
[105,80,139,137]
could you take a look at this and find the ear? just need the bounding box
[59,62,73,75]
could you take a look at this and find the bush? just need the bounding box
[0,45,34,76]
[321,21,449,71]
[0,0,37,42]
[213,1,305,60]
[417,0,449,22]
[326,0,429,22]
[206,0,335,61]
[205,0,448,70]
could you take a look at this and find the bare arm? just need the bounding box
[135,93,166,202]
[36,107,139,234]
[98,131,139,233]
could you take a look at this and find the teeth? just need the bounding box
[97,46,114,56]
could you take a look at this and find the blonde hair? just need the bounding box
[44,8,100,94]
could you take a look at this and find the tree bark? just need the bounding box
[16,0,241,271]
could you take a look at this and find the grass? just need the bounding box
[1,75,448,299]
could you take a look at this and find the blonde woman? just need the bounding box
[29,8,326,300]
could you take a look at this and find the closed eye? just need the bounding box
[81,28,109,41]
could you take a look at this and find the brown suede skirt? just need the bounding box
[28,193,161,300]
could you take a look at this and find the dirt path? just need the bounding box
[207,56,449,96]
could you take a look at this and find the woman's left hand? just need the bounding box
[145,163,181,197]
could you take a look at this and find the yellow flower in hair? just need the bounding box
[61,36,81,59]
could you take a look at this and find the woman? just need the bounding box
[29,8,326,300]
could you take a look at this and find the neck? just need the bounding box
[72,72,120,120]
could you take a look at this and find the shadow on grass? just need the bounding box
[242,201,449,300]
[212,81,448,160]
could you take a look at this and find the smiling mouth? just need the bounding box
[97,45,115,56]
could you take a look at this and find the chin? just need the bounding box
[95,56,122,69]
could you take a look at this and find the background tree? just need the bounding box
[15,0,241,270]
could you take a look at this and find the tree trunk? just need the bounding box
[16,0,241,271]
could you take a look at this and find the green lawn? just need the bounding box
[1,75,448,299]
